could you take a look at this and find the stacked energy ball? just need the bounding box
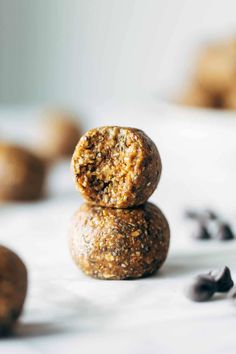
[69,126,170,280]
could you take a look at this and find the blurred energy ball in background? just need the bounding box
[179,37,236,110]
[36,109,82,163]
[0,0,236,106]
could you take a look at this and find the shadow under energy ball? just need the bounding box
[72,126,161,208]
[0,245,27,336]
[0,144,46,201]
[69,203,170,280]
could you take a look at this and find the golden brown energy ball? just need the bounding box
[39,110,82,160]
[72,126,162,208]
[223,84,236,109]
[69,202,170,280]
[0,144,46,201]
[0,245,27,335]
[180,84,213,108]
[195,44,236,95]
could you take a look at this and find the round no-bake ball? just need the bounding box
[0,245,27,335]
[72,126,162,208]
[180,84,214,108]
[39,110,82,160]
[0,144,46,201]
[223,83,236,109]
[195,44,236,95]
[69,202,170,280]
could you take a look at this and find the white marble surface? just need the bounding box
[1,102,236,354]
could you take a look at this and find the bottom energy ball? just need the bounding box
[69,202,170,280]
[0,245,27,335]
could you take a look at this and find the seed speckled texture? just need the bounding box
[69,202,170,280]
[72,126,161,208]
[0,246,27,335]
[0,144,46,201]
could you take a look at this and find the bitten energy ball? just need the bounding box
[0,246,27,335]
[39,110,82,160]
[0,144,46,201]
[69,202,170,280]
[72,126,161,208]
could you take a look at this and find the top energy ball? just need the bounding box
[72,126,162,208]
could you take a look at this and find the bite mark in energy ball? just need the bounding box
[72,126,162,208]
[0,144,46,201]
[69,202,170,280]
[0,246,27,336]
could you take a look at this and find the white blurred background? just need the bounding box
[1,0,236,105]
[2,4,236,353]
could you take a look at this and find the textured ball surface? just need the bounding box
[69,202,170,280]
[0,245,27,335]
[0,144,46,201]
[72,126,161,208]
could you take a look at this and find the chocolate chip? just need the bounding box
[216,223,235,241]
[211,266,234,292]
[185,208,235,242]
[186,266,234,302]
[185,209,217,241]
[192,223,211,240]
[185,275,217,302]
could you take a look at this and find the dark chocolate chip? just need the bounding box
[216,223,235,241]
[192,223,211,240]
[211,266,234,292]
[185,275,217,302]
[186,267,234,302]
